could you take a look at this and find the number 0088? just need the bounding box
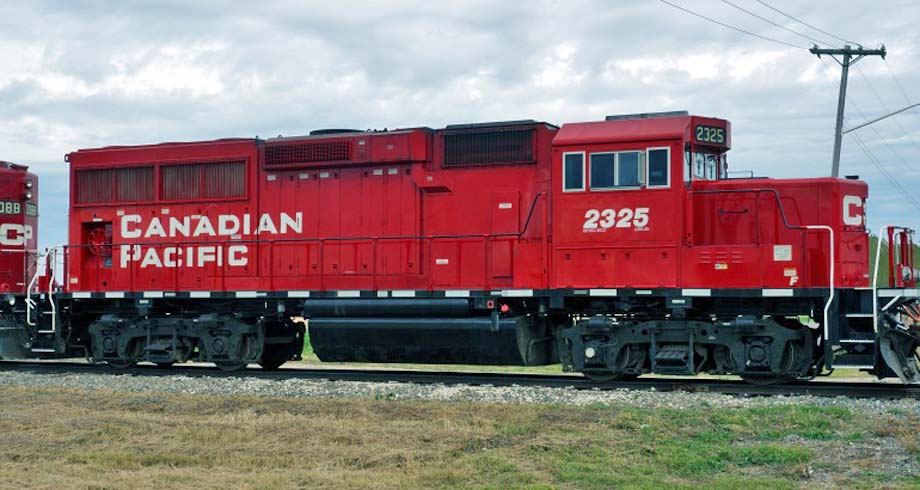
[0,201,21,215]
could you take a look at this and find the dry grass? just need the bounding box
[0,386,918,490]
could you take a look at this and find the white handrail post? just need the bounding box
[47,248,56,334]
[872,226,890,334]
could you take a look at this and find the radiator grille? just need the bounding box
[161,164,200,201]
[75,160,245,204]
[162,160,246,201]
[74,169,115,204]
[443,128,534,167]
[116,166,154,202]
[204,161,246,198]
[265,141,351,165]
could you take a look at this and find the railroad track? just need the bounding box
[1,360,918,399]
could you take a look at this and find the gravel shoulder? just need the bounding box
[0,369,918,414]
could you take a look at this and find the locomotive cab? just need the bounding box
[551,112,731,289]
[551,112,888,383]
[0,162,39,293]
[0,161,39,359]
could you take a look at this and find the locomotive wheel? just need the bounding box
[258,319,305,370]
[739,340,800,386]
[259,345,289,371]
[215,362,247,372]
[739,374,789,386]
[582,370,635,382]
[106,360,136,370]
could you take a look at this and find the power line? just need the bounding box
[720,0,830,46]
[844,103,920,135]
[883,59,920,126]
[849,119,920,210]
[659,0,806,50]
[817,58,920,209]
[853,64,920,155]
[819,58,917,173]
[851,131,920,211]
[754,0,860,46]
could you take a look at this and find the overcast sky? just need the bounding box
[1,0,918,248]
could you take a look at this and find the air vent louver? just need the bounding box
[443,128,534,167]
[265,141,352,165]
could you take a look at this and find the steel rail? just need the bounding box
[0,361,917,399]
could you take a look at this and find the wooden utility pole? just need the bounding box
[810,44,887,177]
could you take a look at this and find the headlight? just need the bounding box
[25,180,32,189]
[24,190,32,200]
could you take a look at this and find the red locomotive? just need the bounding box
[0,161,39,358]
[3,111,919,383]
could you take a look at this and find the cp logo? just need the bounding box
[842,195,863,226]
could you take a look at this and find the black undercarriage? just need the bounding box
[0,287,917,385]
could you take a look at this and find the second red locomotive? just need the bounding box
[5,111,920,384]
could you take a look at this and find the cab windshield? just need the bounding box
[685,151,726,181]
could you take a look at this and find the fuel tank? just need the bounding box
[309,315,554,366]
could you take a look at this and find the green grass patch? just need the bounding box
[2,386,919,489]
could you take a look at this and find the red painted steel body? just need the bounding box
[0,162,38,294]
[64,115,869,293]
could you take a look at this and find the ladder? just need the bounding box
[25,247,58,355]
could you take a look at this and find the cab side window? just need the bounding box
[647,148,669,188]
[563,152,585,191]
[589,153,615,189]
[585,148,669,191]
[616,151,642,187]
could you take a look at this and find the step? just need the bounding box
[834,352,874,369]
[845,313,874,318]
[29,348,55,353]
[839,339,875,344]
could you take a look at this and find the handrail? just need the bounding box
[870,226,915,333]
[46,248,56,334]
[25,248,51,328]
[689,188,803,231]
[872,226,890,334]
[691,188,837,340]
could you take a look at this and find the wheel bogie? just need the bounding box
[559,316,815,384]
[85,313,305,372]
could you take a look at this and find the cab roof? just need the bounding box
[554,114,727,146]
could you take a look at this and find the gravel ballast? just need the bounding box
[1,369,918,414]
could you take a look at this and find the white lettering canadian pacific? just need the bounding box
[118,212,302,269]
